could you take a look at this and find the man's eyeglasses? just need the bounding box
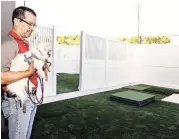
[17,18,37,27]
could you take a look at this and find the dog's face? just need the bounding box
[32,43,52,63]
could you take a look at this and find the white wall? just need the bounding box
[1,1,16,44]
[130,44,179,89]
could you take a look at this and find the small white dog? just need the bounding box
[6,43,52,104]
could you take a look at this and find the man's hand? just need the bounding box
[43,64,50,72]
[42,63,50,81]
[27,58,36,76]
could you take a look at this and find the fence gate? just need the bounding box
[79,31,130,91]
[27,26,56,98]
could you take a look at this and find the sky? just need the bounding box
[20,0,179,38]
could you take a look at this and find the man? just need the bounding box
[1,6,46,139]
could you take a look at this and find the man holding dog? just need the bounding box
[1,6,48,139]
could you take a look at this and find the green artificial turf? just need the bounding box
[2,76,179,139]
[56,73,79,94]
[29,88,179,139]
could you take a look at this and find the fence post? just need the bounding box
[105,37,108,88]
[52,25,57,94]
[79,31,85,91]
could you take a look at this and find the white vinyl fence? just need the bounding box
[42,31,179,104]
[129,44,179,89]
[79,31,130,91]
[79,31,179,91]
[54,45,80,74]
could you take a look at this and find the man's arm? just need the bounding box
[1,58,36,85]
[2,71,32,85]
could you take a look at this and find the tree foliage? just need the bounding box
[57,35,80,45]
[117,36,171,44]
[57,35,171,45]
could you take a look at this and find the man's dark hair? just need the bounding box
[12,6,36,24]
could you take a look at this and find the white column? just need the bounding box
[1,1,16,44]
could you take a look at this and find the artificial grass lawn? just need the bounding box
[30,88,179,139]
[56,73,79,94]
[2,75,179,139]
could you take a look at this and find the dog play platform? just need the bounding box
[110,90,155,106]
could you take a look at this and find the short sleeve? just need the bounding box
[1,40,18,72]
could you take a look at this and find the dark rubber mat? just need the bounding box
[110,90,155,106]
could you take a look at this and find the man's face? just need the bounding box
[17,11,36,38]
